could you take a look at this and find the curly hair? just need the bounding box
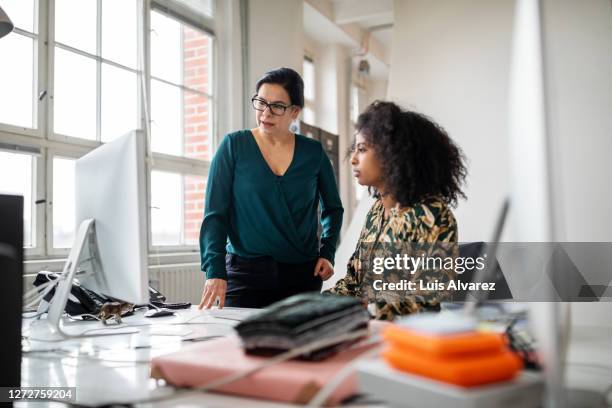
[354,100,467,207]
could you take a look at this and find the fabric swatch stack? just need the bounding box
[382,323,523,387]
[235,293,370,360]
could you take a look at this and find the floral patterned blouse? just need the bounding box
[325,197,458,320]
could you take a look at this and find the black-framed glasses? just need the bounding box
[251,96,292,116]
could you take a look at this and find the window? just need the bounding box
[0,0,37,129]
[151,171,206,246]
[150,10,213,160]
[350,85,368,201]
[302,56,315,125]
[51,156,76,249]
[53,0,139,141]
[0,151,35,247]
[0,0,217,259]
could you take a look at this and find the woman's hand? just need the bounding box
[198,278,227,309]
[314,257,334,281]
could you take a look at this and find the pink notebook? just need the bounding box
[151,333,382,405]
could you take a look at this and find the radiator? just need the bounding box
[149,263,204,305]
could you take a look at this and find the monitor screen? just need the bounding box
[0,194,23,386]
[74,130,148,304]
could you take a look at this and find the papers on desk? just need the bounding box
[207,307,261,322]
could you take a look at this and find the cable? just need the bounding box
[23,279,59,309]
[567,361,612,374]
[21,313,232,343]
[23,279,54,301]
[66,313,101,321]
[22,309,48,319]
[23,351,143,368]
[70,316,229,336]
[306,338,383,407]
[604,383,612,408]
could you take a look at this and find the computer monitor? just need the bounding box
[29,131,149,340]
[0,194,23,387]
[74,130,148,304]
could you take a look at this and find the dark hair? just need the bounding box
[355,100,467,207]
[255,67,304,108]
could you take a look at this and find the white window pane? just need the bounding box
[52,157,76,249]
[303,58,315,101]
[55,0,97,54]
[54,47,96,139]
[303,106,315,125]
[151,11,181,84]
[151,79,181,155]
[102,0,137,69]
[184,174,205,245]
[151,81,212,159]
[1,0,35,33]
[0,33,34,128]
[0,152,34,247]
[151,171,181,246]
[101,64,138,142]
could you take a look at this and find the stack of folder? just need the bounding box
[382,324,523,387]
[235,293,370,360]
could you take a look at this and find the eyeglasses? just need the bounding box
[251,96,292,116]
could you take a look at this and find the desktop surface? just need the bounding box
[17,307,612,407]
[20,306,263,407]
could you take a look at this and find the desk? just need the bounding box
[18,308,612,407]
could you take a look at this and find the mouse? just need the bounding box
[144,308,175,318]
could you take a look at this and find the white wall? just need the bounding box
[304,33,358,233]
[543,0,612,242]
[246,0,304,128]
[317,44,354,233]
[541,0,612,328]
[387,0,515,242]
[215,0,244,136]
[366,78,388,104]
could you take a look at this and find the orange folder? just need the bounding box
[383,325,507,357]
[382,346,522,387]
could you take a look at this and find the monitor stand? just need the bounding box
[28,219,138,341]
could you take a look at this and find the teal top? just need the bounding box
[200,130,344,280]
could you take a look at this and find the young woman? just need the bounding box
[199,68,343,309]
[326,101,467,320]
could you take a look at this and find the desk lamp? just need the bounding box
[0,6,14,39]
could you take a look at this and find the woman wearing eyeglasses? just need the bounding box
[198,67,343,309]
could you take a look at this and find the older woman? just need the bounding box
[199,67,343,309]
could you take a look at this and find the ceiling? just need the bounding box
[330,0,393,48]
[303,0,394,81]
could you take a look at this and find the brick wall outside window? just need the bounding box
[183,27,211,244]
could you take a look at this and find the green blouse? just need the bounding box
[200,130,344,280]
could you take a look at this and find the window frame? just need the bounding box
[46,149,84,257]
[0,2,46,139]
[0,0,218,263]
[147,1,216,253]
[302,55,316,125]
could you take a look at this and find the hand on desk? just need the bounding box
[314,257,334,281]
[198,278,227,309]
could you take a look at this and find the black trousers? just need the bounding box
[224,253,322,308]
